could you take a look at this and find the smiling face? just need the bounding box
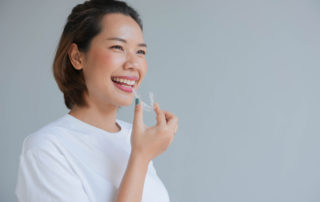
[74,13,147,108]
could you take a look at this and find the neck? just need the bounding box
[68,99,121,133]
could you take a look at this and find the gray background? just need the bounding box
[1,0,320,201]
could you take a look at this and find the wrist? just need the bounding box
[129,151,150,166]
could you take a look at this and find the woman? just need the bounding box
[15,0,178,201]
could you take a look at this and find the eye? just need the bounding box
[137,50,146,55]
[110,45,124,51]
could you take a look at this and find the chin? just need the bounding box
[116,97,134,107]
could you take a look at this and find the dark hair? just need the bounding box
[53,0,143,109]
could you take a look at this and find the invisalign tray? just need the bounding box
[132,89,154,112]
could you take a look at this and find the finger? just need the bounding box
[133,98,144,128]
[154,102,166,127]
[162,110,175,122]
[163,111,178,129]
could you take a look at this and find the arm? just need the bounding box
[114,153,149,202]
[114,99,178,202]
[15,147,90,202]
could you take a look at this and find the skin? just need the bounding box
[68,13,178,202]
[68,13,147,133]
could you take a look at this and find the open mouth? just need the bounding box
[111,76,137,93]
[111,77,136,87]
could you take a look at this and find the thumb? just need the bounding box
[132,98,144,129]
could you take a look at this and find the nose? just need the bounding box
[123,51,139,70]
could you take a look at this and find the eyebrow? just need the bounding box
[106,37,147,47]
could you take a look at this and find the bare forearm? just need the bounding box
[114,153,149,202]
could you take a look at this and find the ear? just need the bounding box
[68,43,85,70]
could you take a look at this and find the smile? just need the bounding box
[111,76,137,93]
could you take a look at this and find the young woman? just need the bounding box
[15,0,178,202]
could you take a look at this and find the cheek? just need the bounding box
[89,48,123,71]
[144,61,148,70]
[141,61,147,76]
[139,59,147,71]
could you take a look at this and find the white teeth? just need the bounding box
[112,77,136,85]
[120,84,132,88]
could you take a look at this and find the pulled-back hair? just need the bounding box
[53,0,143,109]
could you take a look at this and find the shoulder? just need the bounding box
[20,117,68,155]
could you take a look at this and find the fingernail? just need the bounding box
[135,98,140,105]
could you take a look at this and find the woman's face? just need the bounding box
[80,13,147,108]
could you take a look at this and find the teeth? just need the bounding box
[112,77,136,85]
[120,84,132,88]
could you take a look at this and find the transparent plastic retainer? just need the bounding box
[132,89,154,112]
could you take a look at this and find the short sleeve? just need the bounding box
[15,148,90,202]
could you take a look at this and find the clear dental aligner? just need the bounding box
[132,89,154,112]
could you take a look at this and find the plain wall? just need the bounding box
[1,0,320,201]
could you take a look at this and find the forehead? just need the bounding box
[98,13,144,42]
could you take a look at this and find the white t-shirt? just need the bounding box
[15,113,170,202]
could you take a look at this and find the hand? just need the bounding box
[130,99,178,162]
